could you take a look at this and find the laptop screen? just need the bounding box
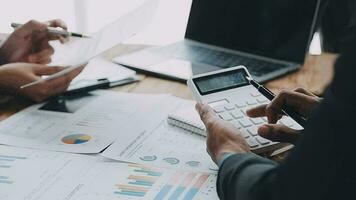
[185,0,320,64]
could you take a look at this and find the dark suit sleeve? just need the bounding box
[217,34,356,200]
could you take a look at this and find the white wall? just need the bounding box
[0,0,320,52]
[0,0,192,45]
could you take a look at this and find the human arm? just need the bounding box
[196,43,356,199]
[0,63,83,102]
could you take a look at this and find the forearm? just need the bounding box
[217,153,278,200]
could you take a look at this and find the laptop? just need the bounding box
[114,0,321,83]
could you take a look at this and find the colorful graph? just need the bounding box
[114,164,163,198]
[154,172,210,200]
[0,154,27,184]
[61,134,92,144]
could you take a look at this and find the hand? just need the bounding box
[0,63,84,102]
[196,102,251,164]
[247,88,322,144]
[0,19,68,64]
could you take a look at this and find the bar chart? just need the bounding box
[0,154,27,184]
[111,163,218,200]
[153,172,215,200]
[114,163,163,197]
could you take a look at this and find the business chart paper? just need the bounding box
[0,91,166,153]
[102,96,219,172]
[0,146,219,200]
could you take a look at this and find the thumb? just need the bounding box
[258,124,301,144]
[33,66,67,76]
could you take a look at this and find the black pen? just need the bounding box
[246,76,307,128]
[62,78,110,96]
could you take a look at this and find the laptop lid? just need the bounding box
[185,0,320,64]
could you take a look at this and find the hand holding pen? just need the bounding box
[246,77,321,143]
[11,22,90,39]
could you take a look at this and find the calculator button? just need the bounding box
[238,118,253,128]
[247,138,259,148]
[280,117,295,127]
[213,106,225,113]
[240,130,250,138]
[230,110,244,119]
[256,96,268,103]
[235,102,246,108]
[250,91,261,97]
[255,136,271,145]
[233,122,242,129]
[250,118,264,125]
[219,113,233,121]
[224,104,236,111]
[247,127,258,136]
[246,99,258,106]
[240,109,247,116]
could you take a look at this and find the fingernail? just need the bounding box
[258,125,269,136]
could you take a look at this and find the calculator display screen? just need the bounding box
[193,69,249,95]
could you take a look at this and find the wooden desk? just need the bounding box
[0,44,338,121]
[105,45,337,98]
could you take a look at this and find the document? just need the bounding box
[102,96,219,172]
[48,0,158,76]
[68,57,136,91]
[0,91,166,153]
[0,146,219,200]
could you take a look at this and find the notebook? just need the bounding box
[167,101,207,136]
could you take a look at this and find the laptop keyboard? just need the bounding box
[157,44,288,77]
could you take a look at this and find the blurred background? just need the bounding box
[0,0,320,53]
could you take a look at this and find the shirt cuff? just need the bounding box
[218,152,236,167]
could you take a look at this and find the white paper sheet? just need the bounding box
[102,96,219,173]
[0,91,166,153]
[50,0,158,67]
[68,57,136,90]
[0,146,219,200]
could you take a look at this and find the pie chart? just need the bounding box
[61,134,92,144]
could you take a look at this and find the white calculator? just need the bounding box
[187,66,302,154]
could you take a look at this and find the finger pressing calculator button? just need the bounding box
[238,118,253,128]
[230,110,243,119]
[255,136,271,145]
[250,118,264,125]
[219,113,233,121]
[247,127,258,136]
[213,106,225,113]
[247,138,259,148]
[224,104,236,111]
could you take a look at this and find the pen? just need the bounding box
[246,76,307,128]
[62,78,110,96]
[61,77,140,96]
[11,23,90,38]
